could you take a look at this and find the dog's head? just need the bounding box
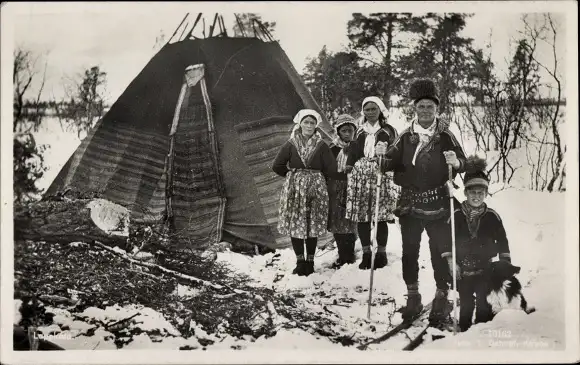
[485,260,521,289]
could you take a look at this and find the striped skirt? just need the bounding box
[327,179,357,234]
[277,169,329,239]
[345,157,400,223]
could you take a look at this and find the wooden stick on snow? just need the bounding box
[92,241,263,300]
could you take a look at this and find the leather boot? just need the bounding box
[304,260,315,276]
[358,251,372,270]
[373,251,388,269]
[292,260,307,276]
[401,292,424,321]
[429,289,451,327]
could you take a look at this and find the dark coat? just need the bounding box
[346,123,398,168]
[383,118,467,191]
[380,118,467,220]
[441,206,511,271]
[329,144,351,181]
[272,139,338,179]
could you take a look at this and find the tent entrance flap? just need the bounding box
[166,64,226,249]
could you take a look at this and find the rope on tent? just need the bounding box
[166,13,189,45]
[211,44,255,90]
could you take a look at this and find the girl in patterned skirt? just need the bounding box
[272,109,338,276]
[327,114,358,269]
[345,97,400,270]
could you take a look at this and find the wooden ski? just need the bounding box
[357,301,433,350]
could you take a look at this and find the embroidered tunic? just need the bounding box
[441,204,511,271]
[383,117,467,220]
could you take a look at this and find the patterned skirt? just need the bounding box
[277,169,329,239]
[345,157,400,223]
[327,179,357,234]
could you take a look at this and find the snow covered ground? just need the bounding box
[15,188,567,354]
[217,188,568,351]
[8,115,577,363]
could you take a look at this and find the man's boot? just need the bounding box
[429,288,451,328]
[401,284,423,320]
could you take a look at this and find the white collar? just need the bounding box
[413,118,437,135]
[362,121,381,135]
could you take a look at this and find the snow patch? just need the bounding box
[249,328,337,349]
[172,284,202,299]
[86,198,130,236]
[14,299,22,324]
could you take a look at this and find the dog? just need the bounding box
[484,260,536,317]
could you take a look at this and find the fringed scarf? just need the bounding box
[290,129,323,168]
[460,201,487,238]
[411,117,438,165]
[359,96,389,159]
[361,121,382,158]
[332,137,350,172]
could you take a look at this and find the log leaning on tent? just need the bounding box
[13,199,128,249]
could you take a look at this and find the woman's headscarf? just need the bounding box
[291,109,323,138]
[290,109,323,167]
[359,96,389,124]
[359,96,389,158]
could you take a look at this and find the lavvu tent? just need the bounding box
[46,26,335,253]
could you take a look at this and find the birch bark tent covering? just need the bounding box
[45,36,335,252]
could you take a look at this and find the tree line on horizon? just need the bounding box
[297,12,565,192]
[12,12,566,204]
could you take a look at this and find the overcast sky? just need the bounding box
[8,2,568,104]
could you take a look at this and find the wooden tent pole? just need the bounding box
[185,13,203,40]
[199,70,227,243]
[216,14,223,35]
[258,21,274,42]
[178,21,190,42]
[219,15,228,37]
[235,14,246,37]
[209,13,218,38]
[251,19,259,40]
[165,138,176,223]
[165,78,189,230]
[166,13,189,45]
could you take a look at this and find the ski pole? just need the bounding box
[448,164,458,335]
[367,156,383,320]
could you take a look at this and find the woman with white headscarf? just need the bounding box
[345,97,400,270]
[272,109,338,277]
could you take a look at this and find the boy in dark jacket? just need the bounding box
[440,156,512,332]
